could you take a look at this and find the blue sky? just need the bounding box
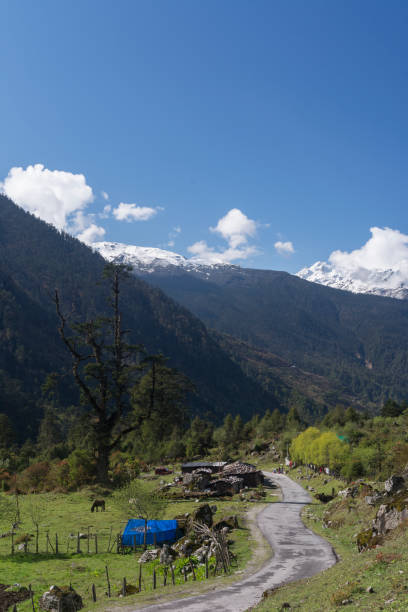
[1,0,407,273]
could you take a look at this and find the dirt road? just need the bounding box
[134,472,337,611]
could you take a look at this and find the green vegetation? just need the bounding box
[255,469,408,611]
[0,474,258,611]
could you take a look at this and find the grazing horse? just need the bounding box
[91,499,105,512]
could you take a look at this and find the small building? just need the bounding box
[181,461,227,474]
[221,461,264,487]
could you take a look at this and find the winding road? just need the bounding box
[135,472,337,611]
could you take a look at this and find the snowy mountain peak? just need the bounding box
[93,241,236,275]
[297,260,408,300]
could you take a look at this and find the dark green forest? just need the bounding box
[0,196,280,440]
[138,261,408,409]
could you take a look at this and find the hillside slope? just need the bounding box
[0,196,281,438]
[130,264,408,408]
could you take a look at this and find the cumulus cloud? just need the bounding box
[298,227,408,297]
[0,164,94,229]
[101,190,109,200]
[329,227,408,272]
[188,240,258,264]
[112,203,158,222]
[275,240,294,256]
[187,208,261,264]
[77,223,106,244]
[210,208,257,248]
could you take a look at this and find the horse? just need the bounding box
[91,499,105,512]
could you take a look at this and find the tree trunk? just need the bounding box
[95,444,110,484]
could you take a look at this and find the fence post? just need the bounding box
[11,530,14,555]
[35,526,39,554]
[171,564,175,586]
[95,534,98,554]
[77,532,80,554]
[205,556,209,579]
[122,577,127,597]
[138,564,142,591]
[153,568,156,589]
[184,566,187,582]
[87,526,90,554]
[107,526,112,553]
[133,534,136,552]
[105,565,111,597]
[55,533,58,555]
[29,584,35,611]
[153,532,157,547]
[91,584,96,602]
[163,567,167,587]
[191,561,196,581]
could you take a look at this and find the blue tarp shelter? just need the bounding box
[122,519,182,547]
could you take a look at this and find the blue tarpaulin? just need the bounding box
[122,519,182,547]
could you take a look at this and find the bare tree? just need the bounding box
[54,264,148,483]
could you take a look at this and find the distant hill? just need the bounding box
[0,196,281,439]
[93,241,408,409]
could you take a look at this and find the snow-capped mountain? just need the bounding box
[93,241,235,276]
[297,261,408,300]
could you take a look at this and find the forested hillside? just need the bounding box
[137,265,408,408]
[0,196,280,439]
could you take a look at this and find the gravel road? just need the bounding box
[134,472,337,611]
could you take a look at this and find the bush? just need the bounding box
[18,461,50,492]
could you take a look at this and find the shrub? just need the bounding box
[18,461,50,492]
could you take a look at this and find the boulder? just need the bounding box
[214,516,239,531]
[338,487,358,499]
[139,549,160,563]
[372,502,408,535]
[364,491,382,506]
[191,503,213,527]
[159,543,176,565]
[39,586,83,611]
[384,475,405,495]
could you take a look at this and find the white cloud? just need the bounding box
[167,240,175,247]
[113,203,158,222]
[0,164,94,229]
[210,208,257,248]
[275,240,294,255]
[101,190,109,200]
[188,240,258,264]
[329,227,408,272]
[187,208,261,264]
[298,227,408,297]
[99,204,111,219]
[77,223,106,244]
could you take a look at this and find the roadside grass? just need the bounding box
[0,469,273,611]
[255,468,408,611]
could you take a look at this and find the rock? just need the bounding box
[366,586,374,593]
[364,491,382,506]
[39,585,83,611]
[159,543,176,564]
[191,503,213,527]
[372,502,408,534]
[213,516,239,531]
[356,528,381,552]
[139,549,159,563]
[193,544,210,562]
[315,493,334,503]
[338,487,358,498]
[117,584,139,596]
[384,475,405,495]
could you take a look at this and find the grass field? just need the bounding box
[254,466,408,611]
[0,468,273,611]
